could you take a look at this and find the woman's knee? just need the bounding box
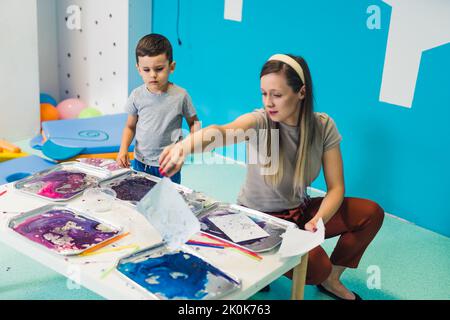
[283,247,332,285]
[366,200,385,229]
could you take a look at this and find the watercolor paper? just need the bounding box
[137,178,200,250]
[278,218,325,258]
[197,205,291,252]
[207,213,270,243]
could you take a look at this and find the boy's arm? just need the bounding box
[186,115,201,133]
[117,115,138,167]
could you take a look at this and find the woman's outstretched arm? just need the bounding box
[159,113,257,177]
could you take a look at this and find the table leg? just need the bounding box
[291,252,309,300]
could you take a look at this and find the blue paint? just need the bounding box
[117,250,238,299]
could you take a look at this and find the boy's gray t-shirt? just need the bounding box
[125,83,197,166]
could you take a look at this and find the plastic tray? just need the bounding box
[196,203,297,253]
[100,170,218,214]
[76,158,130,178]
[115,242,241,300]
[13,161,114,201]
[8,204,123,255]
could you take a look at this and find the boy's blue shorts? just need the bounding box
[132,159,181,184]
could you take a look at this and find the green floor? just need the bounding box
[1,150,449,300]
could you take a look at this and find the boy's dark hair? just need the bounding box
[135,33,173,64]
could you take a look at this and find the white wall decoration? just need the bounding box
[224,0,243,22]
[0,0,40,140]
[380,0,450,108]
[56,0,129,115]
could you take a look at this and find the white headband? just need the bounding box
[268,54,305,84]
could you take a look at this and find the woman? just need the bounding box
[159,54,384,300]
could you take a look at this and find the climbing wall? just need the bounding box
[56,0,129,115]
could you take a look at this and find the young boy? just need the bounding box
[117,33,199,183]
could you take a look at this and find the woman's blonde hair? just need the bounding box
[260,55,318,197]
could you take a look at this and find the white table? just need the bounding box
[0,182,307,300]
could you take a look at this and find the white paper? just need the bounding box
[224,0,243,22]
[208,213,270,243]
[136,177,200,250]
[278,219,325,258]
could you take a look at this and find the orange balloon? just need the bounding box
[40,103,59,122]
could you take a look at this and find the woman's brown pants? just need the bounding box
[270,197,385,285]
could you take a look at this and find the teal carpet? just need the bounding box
[1,152,449,300]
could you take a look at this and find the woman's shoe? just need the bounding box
[317,284,362,300]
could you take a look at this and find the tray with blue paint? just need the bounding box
[13,161,117,202]
[115,242,241,300]
[99,170,218,214]
[196,203,298,253]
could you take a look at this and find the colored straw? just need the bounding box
[79,232,130,256]
[198,232,262,260]
[79,244,139,257]
[100,265,116,279]
[186,241,225,249]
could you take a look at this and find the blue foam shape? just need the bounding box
[30,134,44,150]
[0,155,55,185]
[41,113,135,154]
[40,93,57,106]
[42,139,85,161]
[6,172,31,183]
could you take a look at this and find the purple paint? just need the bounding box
[78,158,122,171]
[20,170,99,200]
[13,209,119,254]
[110,176,157,202]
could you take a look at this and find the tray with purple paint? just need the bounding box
[8,204,123,255]
[99,170,218,214]
[115,242,241,300]
[13,161,113,201]
[196,203,298,253]
[76,158,130,178]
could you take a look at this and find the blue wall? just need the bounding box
[150,0,450,236]
[128,0,153,93]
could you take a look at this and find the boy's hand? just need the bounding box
[116,151,130,168]
[159,143,185,177]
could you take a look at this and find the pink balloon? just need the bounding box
[57,98,87,119]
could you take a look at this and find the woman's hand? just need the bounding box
[159,143,185,177]
[304,217,319,233]
[116,151,130,168]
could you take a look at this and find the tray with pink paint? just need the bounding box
[13,161,115,202]
[8,204,123,255]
